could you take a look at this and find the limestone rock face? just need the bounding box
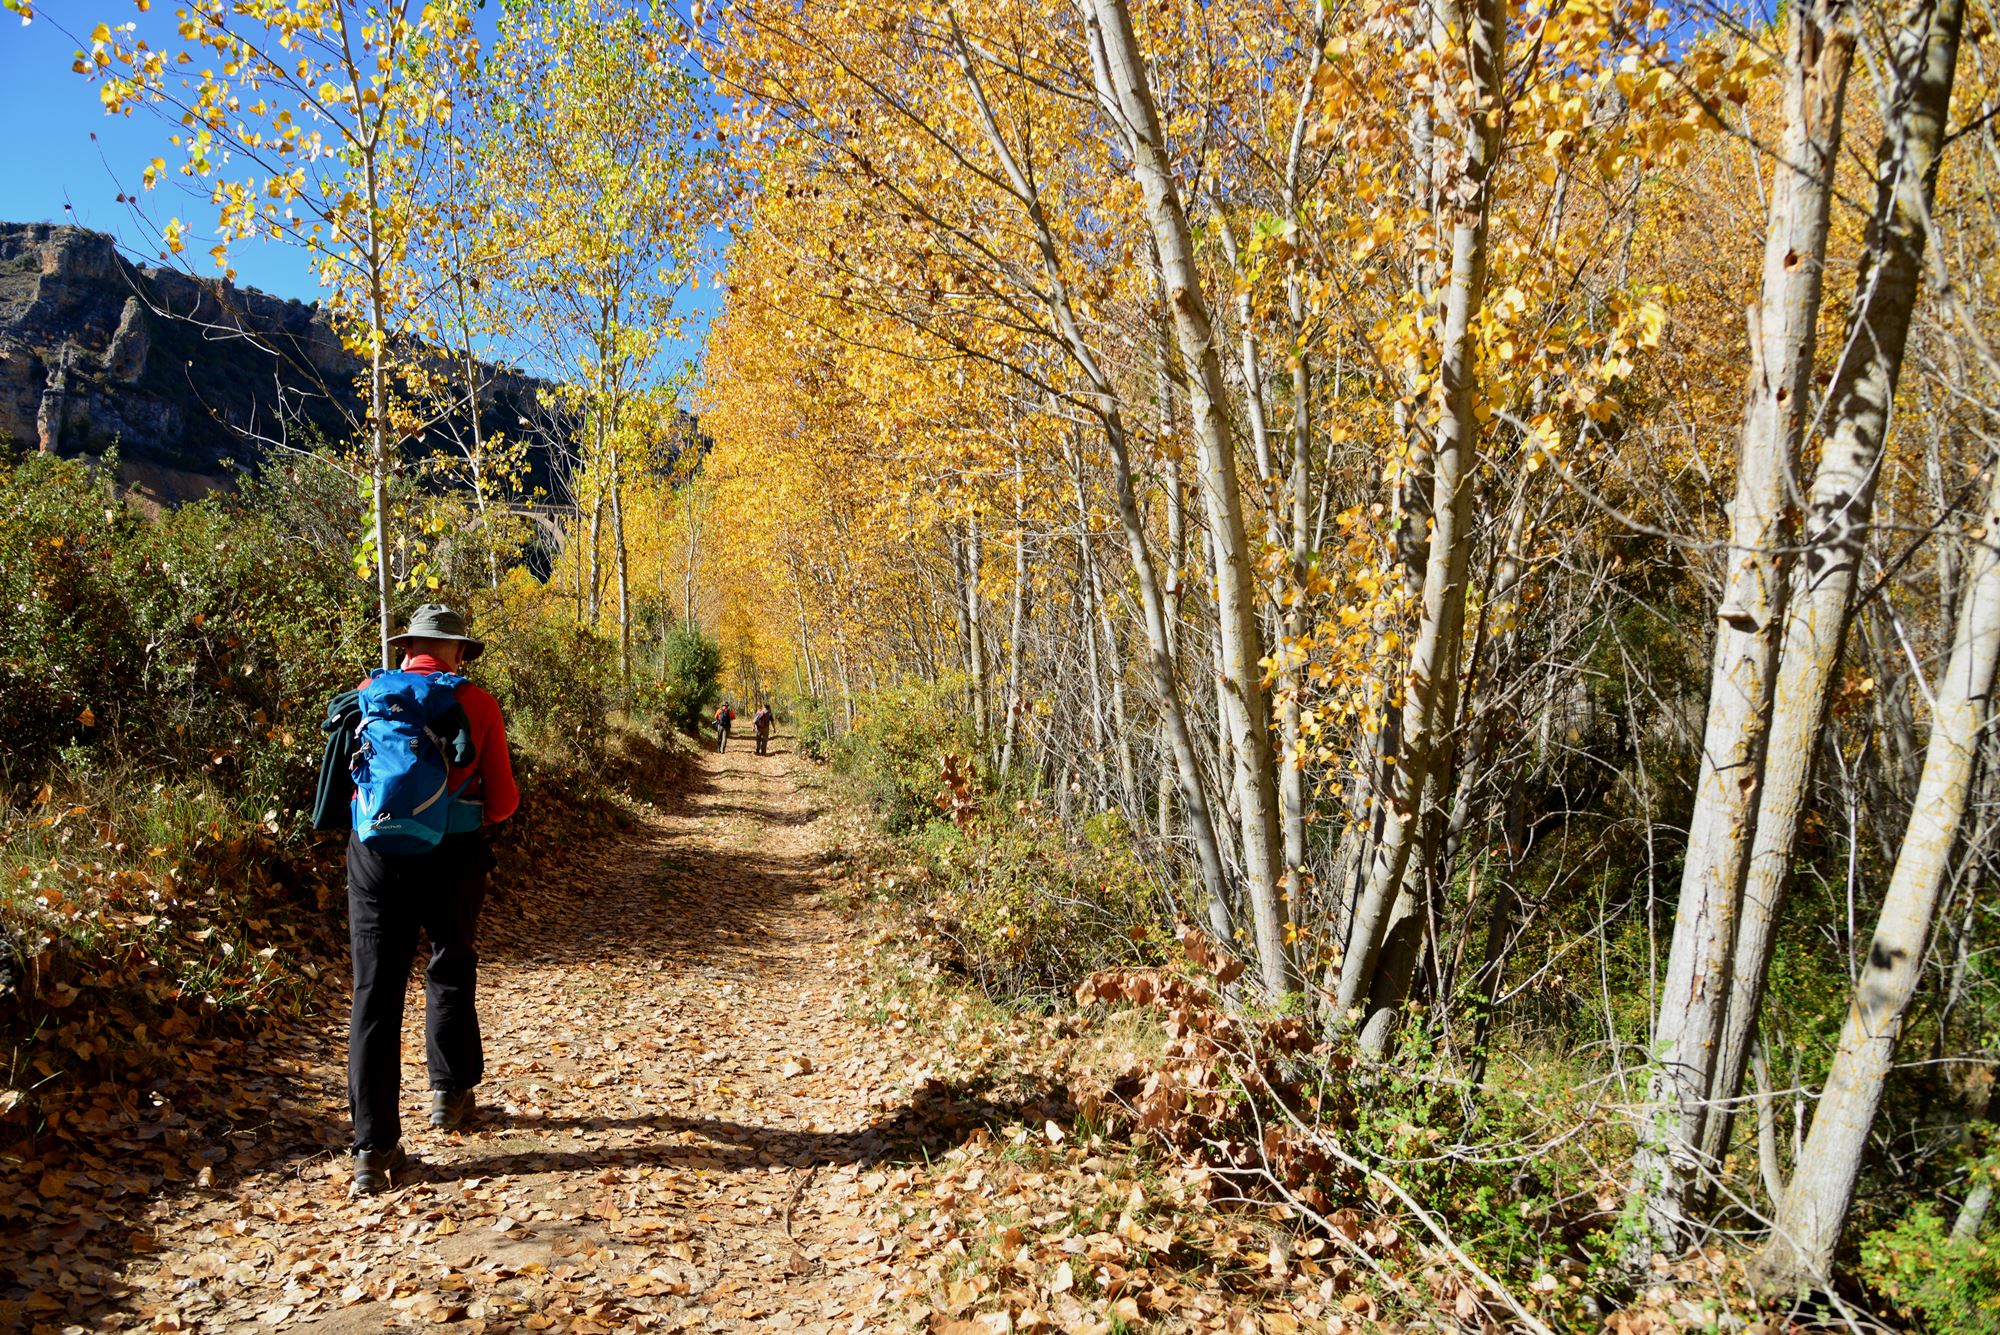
[74,384,184,450]
[0,342,42,450]
[0,220,565,497]
[104,296,150,382]
[35,346,74,452]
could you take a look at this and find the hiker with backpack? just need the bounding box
[713,702,735,752]
[313,604,518,1196]
[753,704,774,755]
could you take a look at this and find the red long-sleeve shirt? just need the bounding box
[358,654,520,824]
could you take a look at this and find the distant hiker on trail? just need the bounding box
[313,604,518,1197]
[753,704,774,755]
[713,703,736,752]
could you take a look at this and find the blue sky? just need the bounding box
[0,1,724,378]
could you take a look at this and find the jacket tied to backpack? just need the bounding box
[313,669,483,852]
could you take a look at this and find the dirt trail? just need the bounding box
[121,738,947,1333]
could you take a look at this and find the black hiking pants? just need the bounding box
[346,831,492,1151]
[755,730,770,755]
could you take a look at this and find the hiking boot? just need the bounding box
[351,1144,407,1196]
[430,1088,475,1131]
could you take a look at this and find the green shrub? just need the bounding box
[794,693,838,762]
[656,621,722,736]
[913,801,1164,1000]
[1859,1200,1999,1332]
[481,616,617,770]
[0,456,143,782]
[0,454,368,800]
[831,678,976,833]
[821,680,1163,996]
[0,451,651,804]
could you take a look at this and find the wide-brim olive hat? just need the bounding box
[388,603,486,663]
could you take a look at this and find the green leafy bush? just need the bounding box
[912,802,1164,1000]
[0,457,143,783]
[794,693,838,762]
[830,678,976,833]
[1859,1195,1999,1331]
[655,621,722,736]
[821,680,1160,995]
[481,616,618,770]
[0,454,368,800]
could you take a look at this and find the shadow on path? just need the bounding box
[484,742,836,971]
[424,1074,1070,1184]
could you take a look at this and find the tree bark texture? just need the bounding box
[1633,0,1854,1251]
[1759,443,2000,1291]
[1085,0,1296,998]
[1751,0,1973,1289]
[1703,0,1962,1179]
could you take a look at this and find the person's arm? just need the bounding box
[460,685,520,823]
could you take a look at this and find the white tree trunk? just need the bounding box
[1084,0,1295,998]
[363,147,395,670]
[459,331,499,589]
[1072,467,1112,807]
[683,486,702,627]
[1954,1179,1994,1243]
[947,14,1234,935]
[1158,426,1186,840]
[1092,549,1139,812]
[1278,0,1327,914]
[1759,442,2000,1292]
[1001,443,1031,775]
[1704,0,1963,1179]
[1331,0,1504,1050]
[1633,0,1854,1251]
[965,514,991,745]
[586,479,605,630]
[611,441,632,682]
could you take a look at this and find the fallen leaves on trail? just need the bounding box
[7,739,1582,1333]
[838,921,1387,1335]
[0,801,352,1334]
[8,743,974,1333]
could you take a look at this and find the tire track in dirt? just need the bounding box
[121,737,944,1333]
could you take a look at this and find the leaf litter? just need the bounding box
[4,742,1436,1334]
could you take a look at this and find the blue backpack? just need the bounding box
[350,669,475,854]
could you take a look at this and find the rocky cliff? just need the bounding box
[0,222,564,504]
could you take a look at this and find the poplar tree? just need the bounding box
[488,0,709,682]
[80,0,481,667]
